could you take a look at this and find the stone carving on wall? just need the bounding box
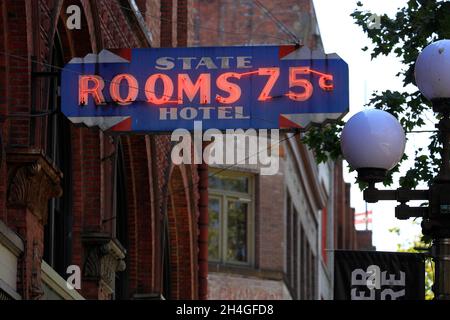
[82,233,126,295]
[30,240,44,300]
[7,151,63,224]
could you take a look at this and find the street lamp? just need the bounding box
[340,39,450,300]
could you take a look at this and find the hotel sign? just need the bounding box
[61,45,349,132]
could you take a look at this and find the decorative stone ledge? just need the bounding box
[41,261,85,300]
[6,149,63,224]
[81,233,126,295]
[132,293,165,300]
[0,219,24,299]
[0,219,24,256]
[0,279,21,300]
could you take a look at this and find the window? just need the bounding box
[311,252,317,299]
[286,193,293,288]
[293,208,299,297]
[114,140,129,299]
[286,191,301,299]
[44,34,73,277]
[301,227,306,300]
[208,171,254,265]
[162,220,171,299]
[301,227,317,300]
[285,190,317,300]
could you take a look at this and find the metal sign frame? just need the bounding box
[61,45,349,133]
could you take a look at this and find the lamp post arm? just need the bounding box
[363,183,429,204]
[395,204,428,220]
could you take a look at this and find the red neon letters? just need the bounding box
[178,73,211,104]
[79,75,105,105]
[145,74,174,104]
[216,72,242,104]
[78,67,333,106]
[286,67,314,101]
[257,68,280,101]
[110,74,138,105]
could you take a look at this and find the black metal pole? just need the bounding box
[431,103,450,300]
[433,238,450,300]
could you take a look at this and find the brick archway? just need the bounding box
[0,0,105,299]
[166,164,198,299]
[0,0,160,300]
[57,0,100,59]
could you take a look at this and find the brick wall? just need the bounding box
[192,0,322,48]
[333,160,374,251]
[192,0,327,300]
[356,230,376,251]
[0,0,199,300]
[208,272,291,300]
[258,170,285,271]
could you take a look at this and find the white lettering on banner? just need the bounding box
[351,288,375,300]
[156,56,253,70]
[381,288,406,300]
[350,265,406,300]
[159,107,178,120]
[218,106,233,119]
[382,270,405,286]
[159,106,250,121]
[350,268,367,286]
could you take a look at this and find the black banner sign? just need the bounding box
[334,250,425,300]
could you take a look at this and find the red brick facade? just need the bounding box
[192,0,328,300]
[0,0,199,300]
[192,0,321,47]
[334,159,374,251]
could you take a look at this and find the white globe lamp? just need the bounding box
[340,109,406,182]
[415,39,450,112]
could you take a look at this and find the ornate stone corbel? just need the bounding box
[7,150,62,224]
[30,240,44,300]
[82,233,126,295]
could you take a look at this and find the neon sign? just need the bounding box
[78,67,333,106]
[62,45,349,132]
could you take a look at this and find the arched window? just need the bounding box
[162,208,171,299]
[43,32,73,276]
[114,140,129,299]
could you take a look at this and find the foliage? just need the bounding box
[302,0,450,189]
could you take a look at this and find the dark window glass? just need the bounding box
[226,200,248,263]
[114,141,128,299]
[208,197,221,261]
[301,228,307,300]
[44,35,72,277]
[208,173,252,266]
[293,208,298,299]
[209,175,248,193]
[162,219,171,299]
[286,193,292,291]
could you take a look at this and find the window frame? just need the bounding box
[208,170,255,267]
[114,139,129,299]
[285,188,318,300]
[43,31,73,276]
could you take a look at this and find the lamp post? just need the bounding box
[340,39,450,300]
